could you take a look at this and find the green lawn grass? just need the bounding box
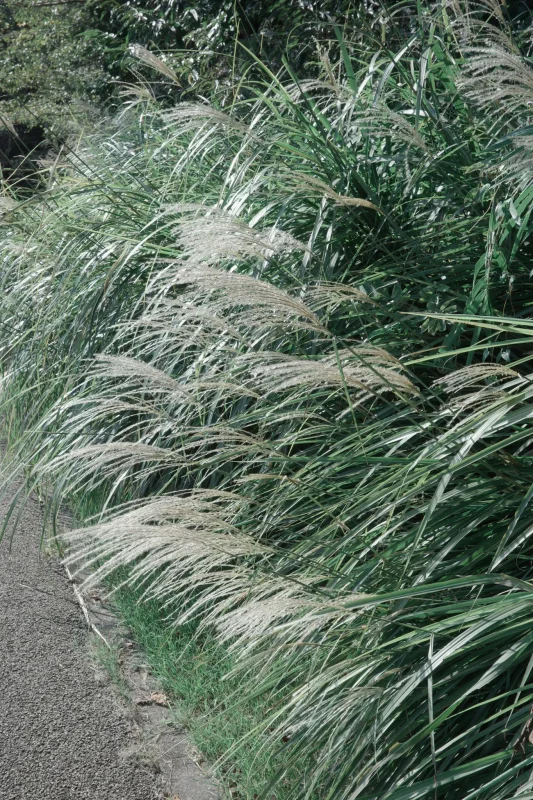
[107,573,316,800]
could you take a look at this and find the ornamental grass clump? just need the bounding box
[4,1,533,797]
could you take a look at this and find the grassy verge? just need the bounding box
[106,576,313,800]
[67,491,311,799]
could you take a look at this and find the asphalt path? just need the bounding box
[0,483,161,800]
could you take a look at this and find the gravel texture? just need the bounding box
[0,484,161,800]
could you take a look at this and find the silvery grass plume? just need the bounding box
[358,105,430,156]
[449,0,510,45]
[301,282,375,312]
[284,173,383,212]
[146,264,327,339]
[286,77,349,104]
[458,43,533,118]
[169,204,307,265]
[232,349,417,399]
[130,44,182,86]
[453,2,533,190]
[433,362,521,393]
[191,358,533,798]
[285,48,348,103]
[63,492,270,607]
[33,278,408,513]
[433,363,533,424]
[162,103,256,139]
[90,354,259,404]
[125,280,371,367]
[40,420,270,496]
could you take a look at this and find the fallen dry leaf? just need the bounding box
[135,691,169,707]
[150,691,169,706]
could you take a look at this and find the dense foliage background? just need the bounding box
[0,0,105,129]
[0,0,372,132]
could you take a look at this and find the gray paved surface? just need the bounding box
[0,484,161,800]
